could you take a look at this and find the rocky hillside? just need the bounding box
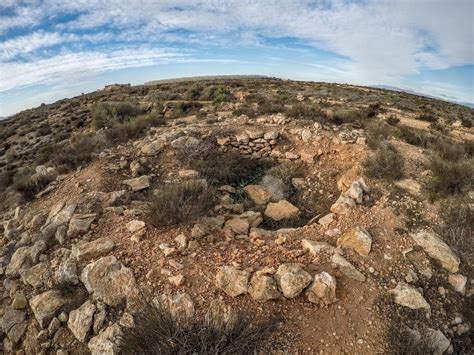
[0,78,473,354]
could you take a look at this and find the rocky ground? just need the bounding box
[0,78,472,354]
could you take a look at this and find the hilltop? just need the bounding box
[0,78,472,354]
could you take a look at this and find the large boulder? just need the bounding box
[337,227,372,257]
[389,282,430,312]
[410,230,460,273]
[81,256,136,306]
[215,266,250,297]
[264,200,299,221]
[68,300,96,342]
[274,263,312,298]
[243,185,270,205]
[306,272,337,305]
[30,290,71,327]
[248,274,281,301]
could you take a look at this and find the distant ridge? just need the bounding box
[372,85,474,109]
[145,75,272,85]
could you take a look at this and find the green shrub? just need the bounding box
[150,181,215,227]
[171,101,203,118]
[461,117,473,128]
[92,101,144,129]
[233,104,257,118]
[463,140,474,157]
[257,100,285,115]
[432,138,466,161]
[330,108,365,125]
[386,115,400,126]
[202,85,234,104]
[363,143,404,180]
[286,103,323,121]
[51,134,103,171]
[417,112,437,122]
[427,157,473,197]
[396,126,434,148]
[366,121,396,150]
[104,111,164,144]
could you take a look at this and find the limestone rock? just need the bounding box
[68,300,96,342]
[215,266,250,297]
[330,195,356,214]
[1,307,26,344]
[243,185,270,205]
[126,220,145,233]
[11,292,27,310]
[331,254,366,282]
[178,169,199,180]
[122,175,150,192]
[30,290,71,328]
[318,213,334,227]
[224,218,249,235]
[410,230,460,273]
[72,238,115,263]
[264,200,299,221]
[301,240,333,256]
[88,323,122,355]
[248,274,281,301]
[56,257,79,285]
[425,328,451,355]
[81,256,136,306]
[389,282,430,311]
[448,274,467,294]
[260,175,287,202]
[306,272,337,305]
[167,293,195,320]
[6,246,32,278]
[141,140,165,156]
[67,214,96,237]
[337,227,372,257]
[20,262,50,288]
[274,263,312,298]
[395,179,422,195]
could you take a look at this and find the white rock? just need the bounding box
[389,282,430,312]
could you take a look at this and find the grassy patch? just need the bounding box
[92,101,144,129]
[13,168,57,200]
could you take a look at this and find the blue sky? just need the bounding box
[0,0,473,117]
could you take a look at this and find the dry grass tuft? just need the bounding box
[363,142,404,180]
[150,181,215,227]
[119,297,276,354]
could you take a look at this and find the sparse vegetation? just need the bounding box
[363,142,404,180]
[12,168,57,200]
[426,156,473,198]
[120,297,275,354]
[150,181,215,227]
[286,103,323,121]
[92,101,144,129]
[438,197,473,268]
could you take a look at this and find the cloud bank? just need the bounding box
[0,0,473,113]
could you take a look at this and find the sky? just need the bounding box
[0,0,473,117]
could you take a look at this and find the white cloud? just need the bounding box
[0,0,472,99]
[0,47,187,92]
